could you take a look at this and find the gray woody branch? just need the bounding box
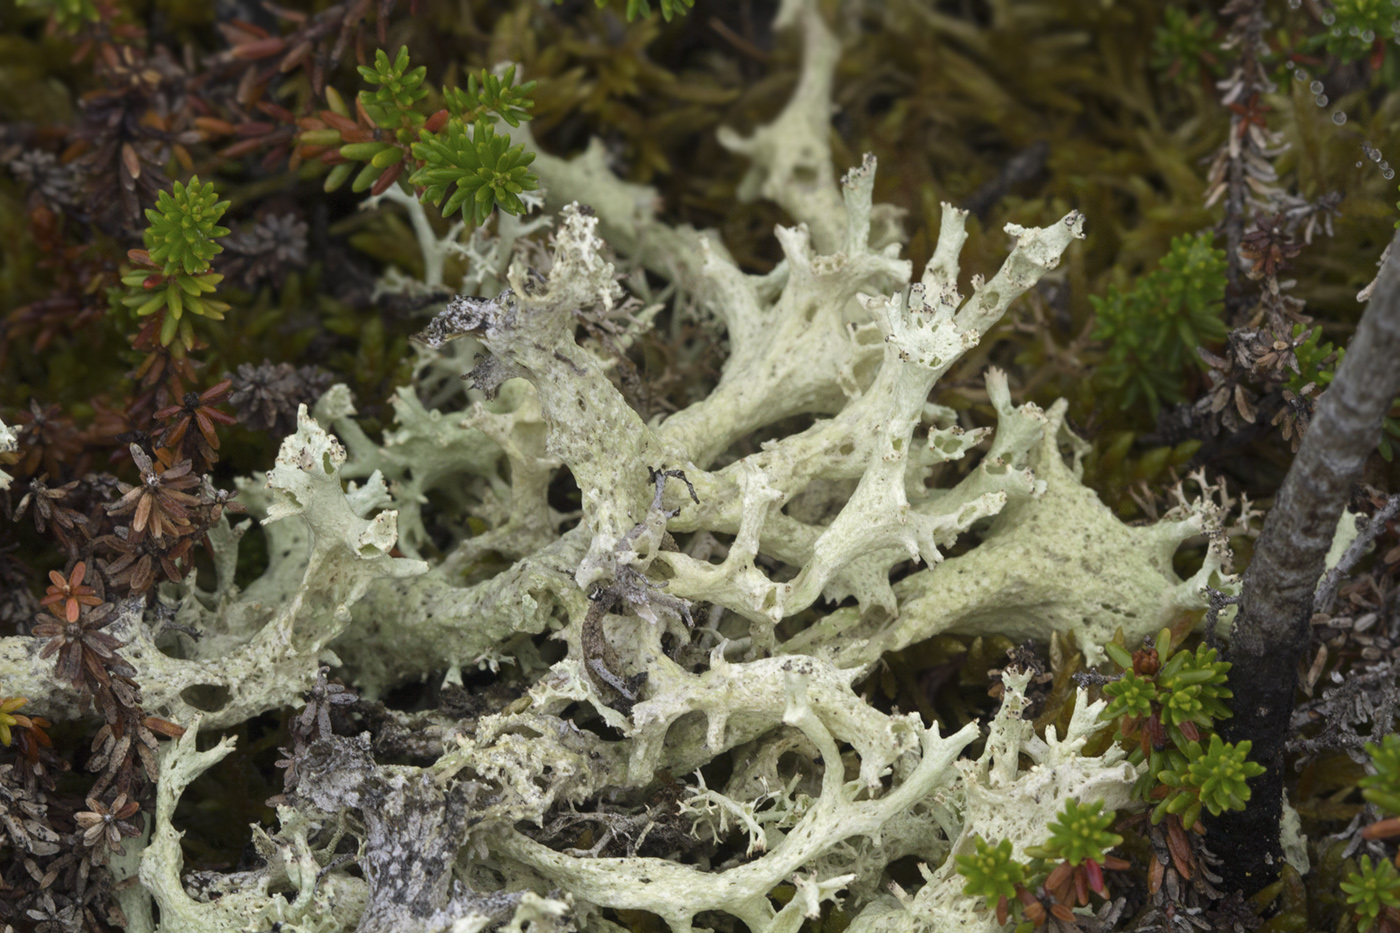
[1211,227,1400,893]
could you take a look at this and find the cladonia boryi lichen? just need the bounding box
[0,2,1258,931]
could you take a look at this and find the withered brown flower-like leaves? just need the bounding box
[31,602,129,692]
[88,701,185,799]
[152,379,236,470]
[213,0,400,99]
[0,763,61,857]
[1271,388,1316,452]
[269,666,359,805]
[96,528,193,597]
[222,214,309,288]
[105,444,200,541]
[94,474,242,596]
[9,712,54,769]
[72,43,194,233]
[13,475,88,552]
[1240,213,1302,280]
[197,477,247,525]
[13,401,86,479]
[128,315,203,400]
[295,665,358,741]
[229,360,333,436]
[73,793,141,864]
[38,561,103,624]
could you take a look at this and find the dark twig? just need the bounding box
[1203,588,1240,653]
[1315,494,1400,615]
[1209,226,1400,894]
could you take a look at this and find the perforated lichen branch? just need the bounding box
[16,4,1348,932]
[490,663,978,933]
[843,671,1137,933]
[368,8,1243,715]
[1,408,427,728]
[716,2,843,253]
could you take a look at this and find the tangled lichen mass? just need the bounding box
[5,1,1400,932]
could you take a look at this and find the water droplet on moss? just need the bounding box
[1316,94,1329,106]
[1322,10,1336,23]
[1363,29,1377,41]
[1310,80,1325,93]
[1334,110,1348,124]
[1386,169,1396,179]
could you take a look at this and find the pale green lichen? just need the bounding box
[132,716,371,933]
[2,1,1293,930]
[847,670,1138,933]
[0,416,14,491]
[0,407,426,725]
[716,3,844,254]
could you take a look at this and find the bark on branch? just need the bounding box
[1210,227,1400,893]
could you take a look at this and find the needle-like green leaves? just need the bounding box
[410,118,538,226]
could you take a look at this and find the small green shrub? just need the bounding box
[1024,799,1123,866]
[1343,855,1400,933]
[1100,628,1263,829]
[955,835,1027,910]
[1362,734,1400,816]
[301,48,540,224]
[1154,733,1265,829]
[1090,233,1228,415]
[410,119,539,225]
[119,177,231,349]
[1151,6,1221,81]
[1316,0,1399,64]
